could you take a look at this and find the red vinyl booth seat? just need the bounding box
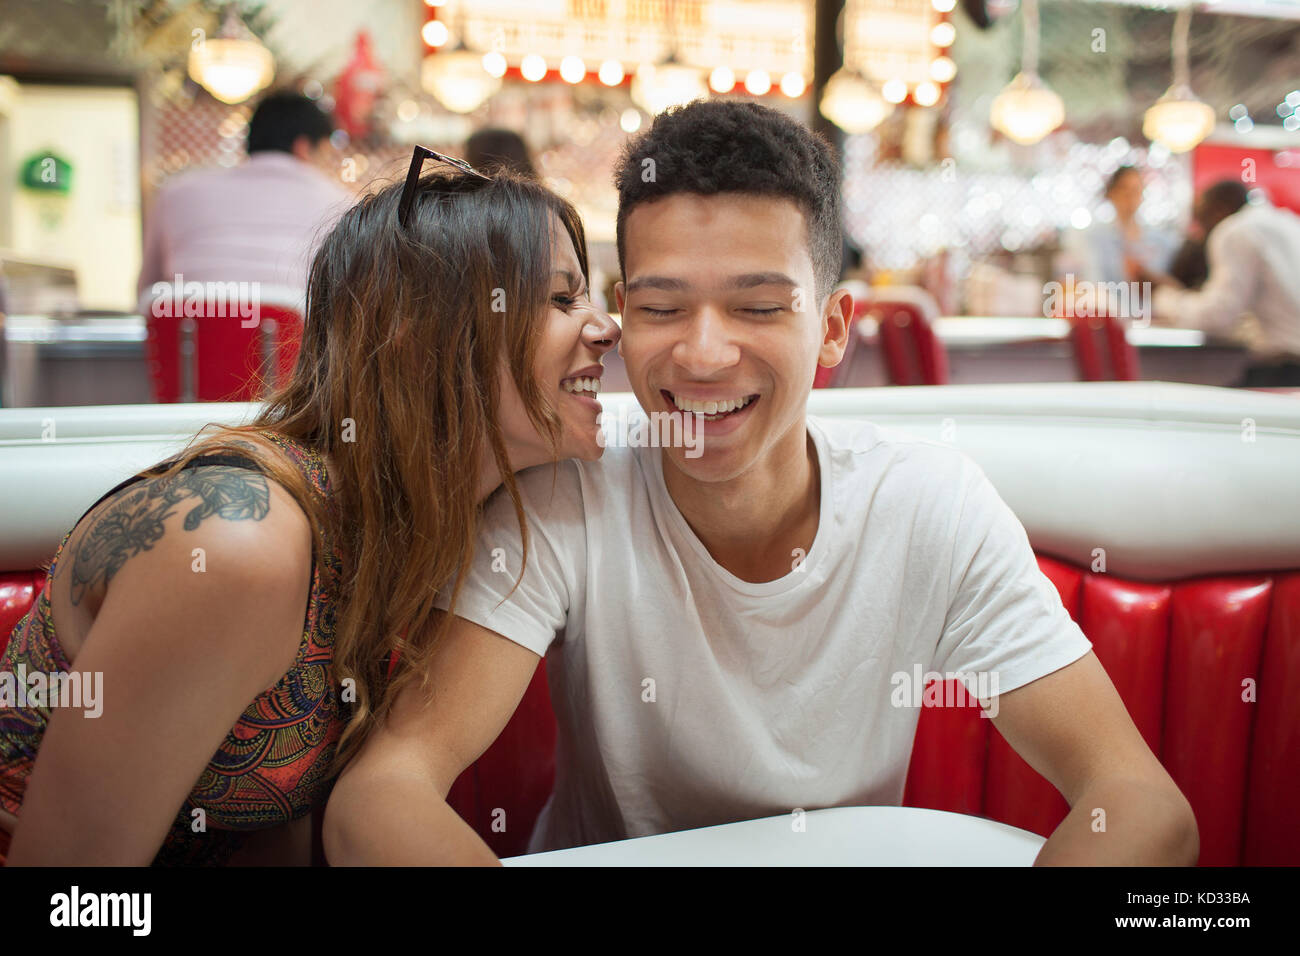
[1,558,1295,864]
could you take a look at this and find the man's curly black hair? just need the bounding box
[614,99,842,301]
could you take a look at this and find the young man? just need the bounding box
[324,101,1198,866]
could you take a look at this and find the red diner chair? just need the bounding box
[1065,311,1141,382]
[143,284,304,403]
[867,288,949,386]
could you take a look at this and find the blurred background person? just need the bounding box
[1062,165,1179,287]
[1142,181,1300,387]
[136,91,352,309]
[840,234,870,285]
[461,129,600,309]
[465,127,537,179]
[1166,235,1209,291]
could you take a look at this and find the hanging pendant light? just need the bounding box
[188,6,275,105]
[819,0,893,134]
[421,6,501,113]
[423,49,501,113]
[819,68,893,134]
[631,59,708,115]
[1143,5,1215,154]
[629,0,706,115]
[989,0,1064,145]
[991,71,1064,144]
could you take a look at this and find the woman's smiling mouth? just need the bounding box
[561,369,603,411]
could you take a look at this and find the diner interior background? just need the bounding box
[0,0,1298,406]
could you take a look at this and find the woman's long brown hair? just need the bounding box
[139,167,589,771]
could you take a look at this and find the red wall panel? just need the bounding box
[1242,573,1300,865]
[1192,143,1300,214]
[1163,577,1271,866]
[1081,576,1172,756]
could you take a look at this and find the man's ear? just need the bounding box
[291,135,313,162]
[818,287,854,370]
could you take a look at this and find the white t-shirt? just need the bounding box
[448,415,1093,853]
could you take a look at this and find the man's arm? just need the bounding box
[987,651,1198,865]
[324,465,577,864]
[323,614,541,866]
[1150,224,1260,337]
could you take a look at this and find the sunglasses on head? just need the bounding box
[397,145,492,229]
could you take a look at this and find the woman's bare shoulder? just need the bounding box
[51,445,313,665]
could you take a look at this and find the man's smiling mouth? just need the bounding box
[662,390,760,422]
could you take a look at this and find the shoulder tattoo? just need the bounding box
[68,465,271,606]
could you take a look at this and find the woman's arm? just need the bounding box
[6,473,312,865]
[323,614,541,866]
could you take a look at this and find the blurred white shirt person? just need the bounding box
[137,92,352,310]
[1144,181,1300,387]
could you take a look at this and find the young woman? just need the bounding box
[1065,165,1179,286]
[0,152,619,865]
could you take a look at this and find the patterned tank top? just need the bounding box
[0,431,346,865]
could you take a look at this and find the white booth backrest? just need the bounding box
[1,382,1298,580]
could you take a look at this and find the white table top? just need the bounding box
[501,806,1046,867]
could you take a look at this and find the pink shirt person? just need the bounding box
[137,150,352,310]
